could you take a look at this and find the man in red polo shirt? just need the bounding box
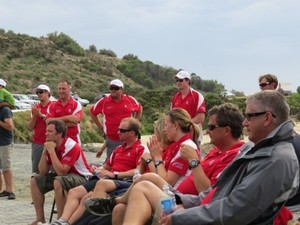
[28,84,52,174]
[30,120,91,225]
[46,79,83,144]
[90,79,142,158]
[171,70,206,143]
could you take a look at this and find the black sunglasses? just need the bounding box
[259,82,271,88]
[244,111,277,121]
[207,124,226,131]
[36,90,46,95]
[175,79,184,83]
[118,128,132,133]
[110,86,121,91]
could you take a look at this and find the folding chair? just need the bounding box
[49,198,56,223]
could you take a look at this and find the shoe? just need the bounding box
[85,196,116,216]
[50,219,69,225]
[8,192,16,200]
[0,190,15,199]
[0,190,9,197]
[37,223,49,225]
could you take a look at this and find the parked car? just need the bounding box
[76,96,90,107]
[27,94,57,102]
[14,99,31,110]
[220,91,235,98]
[13,94,39,106]
[70,92,90,106]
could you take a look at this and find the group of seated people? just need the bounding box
[33,90,300,225]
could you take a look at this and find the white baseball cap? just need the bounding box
[109,79,124,88]
[33,84,51,93]
[175,71,191,80]
[0,79,7,87]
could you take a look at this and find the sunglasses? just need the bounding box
[244,111,277,121]
[110,86,121,91]
[207,124,225,131]
[36,90,46,95]
[118,128,132,133]
[175,79,184,83]
[259,82,271,88]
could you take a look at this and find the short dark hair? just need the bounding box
[208,103,244,139]
[47,120,67,138]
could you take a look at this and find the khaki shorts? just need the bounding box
[33,172,87,195]
[0,144,13,171]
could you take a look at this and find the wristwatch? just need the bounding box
[189,159,200,169]
[113,171,119,179]
[145,158,153,164]
[154,160,164,168]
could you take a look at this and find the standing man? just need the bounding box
[30,120,91,225]
[171,70,206,143]
[46,79,83,144]
[90,79,142,158]
[28,84,52,174]
[0,106,15,200]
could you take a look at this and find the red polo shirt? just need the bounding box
[46,137,91,177]
[105,139,147,172]
[90,94,142,141]
[46,98,83,143]
[176,141,244,195]
[30,101,52,144]
[171,88,206,118]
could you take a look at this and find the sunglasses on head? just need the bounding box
[259,82,271,88]
[110,86,121,91]
[36,90,46,95]
[175,79,184,83]
[118,128,132,133]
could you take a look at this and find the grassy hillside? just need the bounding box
[1,29,299,144]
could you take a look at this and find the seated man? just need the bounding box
[84,103,245,223]
[117,91,299,225]
[49,117,148,225]
[30,120,92,225]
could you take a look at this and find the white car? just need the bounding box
[76,96,90,107]
[220,91,235,98]
[14,99,31,110]
[13,94,39,106]
[27,94,57,102]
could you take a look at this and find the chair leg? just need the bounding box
[49,198,56,223]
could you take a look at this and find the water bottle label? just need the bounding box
[161,198,174,215]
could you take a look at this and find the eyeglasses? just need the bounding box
[110,86,120,91]
[118,128,132,133]
[36,90,46,95]
[259,82,271,88]
[175,79,184,83]
[244,111,277,121]
[207,124,226,131]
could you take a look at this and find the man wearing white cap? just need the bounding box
[28,84,52,173]
[171,70,206,143]
[90,79,143,158]
[0,78,15,109]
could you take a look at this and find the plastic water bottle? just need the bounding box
[133,168,141,181]
[161,184,176,215]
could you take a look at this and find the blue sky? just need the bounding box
[1,0,299,94]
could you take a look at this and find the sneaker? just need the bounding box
[85,197,116,216]
[50,219,69,225]
[8,192,16,200]
[0,190,9,197]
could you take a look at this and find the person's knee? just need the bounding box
[68,185,86,199]
[112,203,127,223]
[53,178,63,191]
